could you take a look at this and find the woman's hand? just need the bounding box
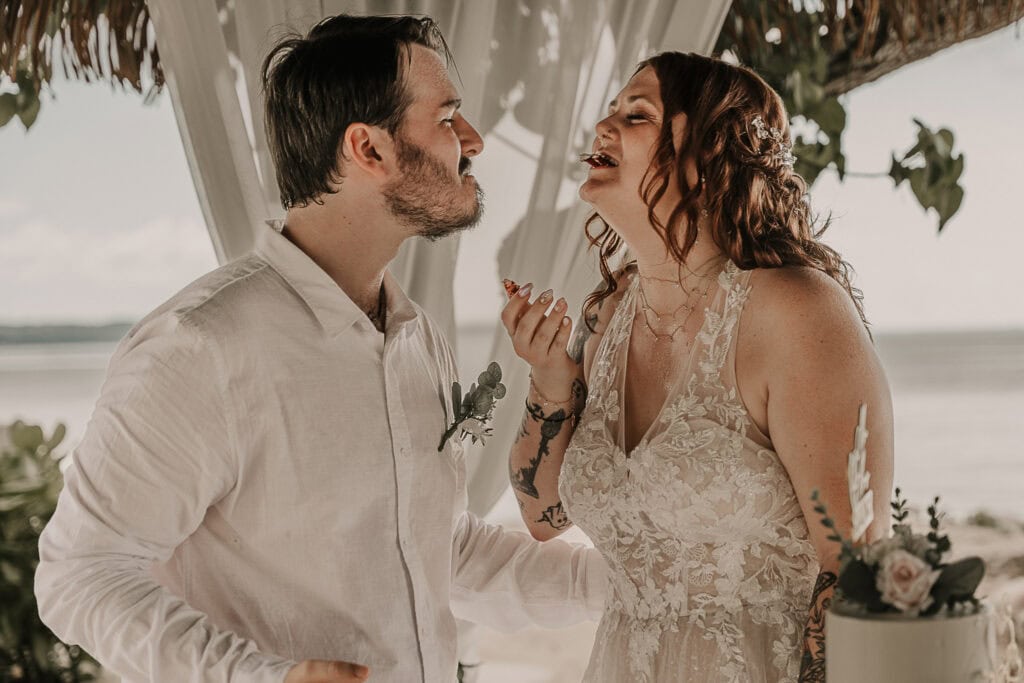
[500,281,576,400]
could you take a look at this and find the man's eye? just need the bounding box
[442,117,455,126]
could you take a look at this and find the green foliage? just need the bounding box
[717,0,967,233]
[0,421,99,682]
[0,68,42,132]
[891,486,910,528]
[889,120,965,232]
[815,487,985,616]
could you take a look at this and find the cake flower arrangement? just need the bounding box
[812,486,985,617]
[820,406,1021,683]
[812,405,985,617]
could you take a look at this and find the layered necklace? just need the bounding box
[633,254,726,374]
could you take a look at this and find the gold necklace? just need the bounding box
[635,273,714,343]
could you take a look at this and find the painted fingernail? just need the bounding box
[518,283,533,298]
[554,297,567,312]
[562,316,571,326]
[538,289,553,304]
[502,278,520,297]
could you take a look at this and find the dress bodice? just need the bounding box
[560,263,819,682]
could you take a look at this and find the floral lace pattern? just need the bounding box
[560,263,818,682]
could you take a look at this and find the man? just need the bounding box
[35,15,605,683]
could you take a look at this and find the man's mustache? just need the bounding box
[459,157,472,175]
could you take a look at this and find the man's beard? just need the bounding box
[383,136,484,241]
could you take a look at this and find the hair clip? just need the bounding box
[751,115,796,168]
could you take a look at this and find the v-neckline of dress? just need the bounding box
[615,263,734,460]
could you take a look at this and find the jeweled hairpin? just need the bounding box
[751,115,796,168]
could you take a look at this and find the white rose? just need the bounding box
[862,535,903,566]
[876,549,941,615]
[459,417,490,439]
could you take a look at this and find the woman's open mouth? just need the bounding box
[579,152,618,168]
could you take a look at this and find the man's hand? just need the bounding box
[285,660,370,682]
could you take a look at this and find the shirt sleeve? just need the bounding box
[34,312,296,683]
[449,510,608,631]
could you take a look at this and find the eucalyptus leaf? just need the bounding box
[452,382,462,421]
[487,361,502,382]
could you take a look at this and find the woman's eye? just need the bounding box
[626,113,648,122]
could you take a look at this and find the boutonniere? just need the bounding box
[437,361,507,452]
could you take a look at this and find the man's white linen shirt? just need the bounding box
[35,225,607,683]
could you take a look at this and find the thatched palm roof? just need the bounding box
[3,1,1023,98]
[721,0,1024,97]
[1,0,162,94]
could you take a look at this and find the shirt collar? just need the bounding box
[255,224,419,338]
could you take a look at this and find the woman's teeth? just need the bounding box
[580,152,617,168]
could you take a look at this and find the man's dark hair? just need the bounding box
[261,15,451,209]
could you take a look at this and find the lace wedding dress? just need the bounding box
[560,263,819,682]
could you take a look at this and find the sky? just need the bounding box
[1,24,1022,332]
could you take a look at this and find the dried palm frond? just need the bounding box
[0,0,163,93]
[721,0,1024,96]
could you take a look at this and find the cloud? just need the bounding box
[0,197,28,220]
[2,216,218,322]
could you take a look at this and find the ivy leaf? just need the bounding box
[891,119,965,233]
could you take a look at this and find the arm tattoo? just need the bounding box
[536,502,571,530]
[799,570,837,683]
[513,410,530,445]
[509,402,568,498]
[568,312,597,364]
[570,377,587,415]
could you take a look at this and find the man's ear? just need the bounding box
[340,123,394,179]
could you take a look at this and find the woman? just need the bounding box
[501,52,894,682]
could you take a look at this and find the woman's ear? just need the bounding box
[339,123,393,179]
[670,112,689,153]
[670,112,700,188]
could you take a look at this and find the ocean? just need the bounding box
[1,329,1022,520]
